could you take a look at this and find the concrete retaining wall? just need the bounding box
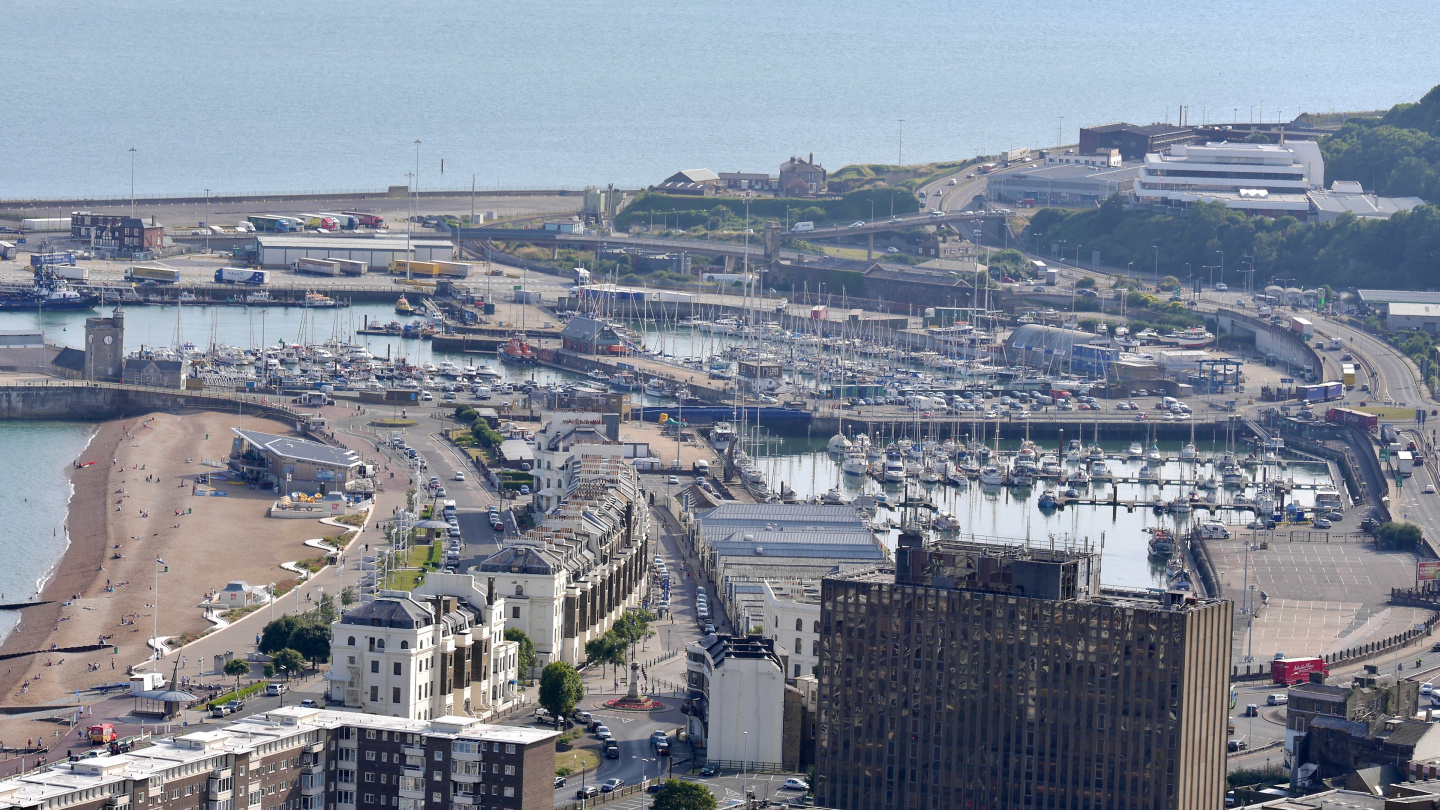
[0,380,309,426]
[1215,308,1324,377]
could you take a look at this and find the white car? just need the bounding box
[848,220,865,228]
[668,475,680,485]
[782,778,810,791]
[1215,283,1228,291]
[453,471,465,481]
[1424,682,1435,696]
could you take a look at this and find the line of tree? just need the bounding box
[613,187,920,231]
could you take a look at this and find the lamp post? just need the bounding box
[204,189,210,254]
[1152,244,1159,287]
[1215,249,1224,288]
[129,148,137,218]
[152,557,165,670]
[741,731,749,802]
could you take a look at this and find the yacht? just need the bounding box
[1170,497,1192,513]
[1127,442,1144,459]
[1009,464,1036,488]
[1037,490,1059,509]
[820,487,849,505]
[827,433,852,454]
[1179,442,1199,463]
[1089,459,1112,481]
[978,465,1006,486]
[1065,469,1091,487]
[934,512,962,532]
[842,450,869,476]
[1039,454,1062,479]
[1145,443,1164,463]
[884,457,906,483]
[1138,463,1161,482]
[1065,439,1084,463]
[709,422,736,451]
[1087,442,1105,462]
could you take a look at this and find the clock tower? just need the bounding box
[84,305,124,382]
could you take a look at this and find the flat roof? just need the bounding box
[1309,190,1425,217]
[1357,290,1440,306]
[233,428,361,468]
[256,235,452,250]
[1387,302,1440,318]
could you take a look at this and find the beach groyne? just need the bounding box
[0,380,309,424]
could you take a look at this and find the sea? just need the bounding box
[4,1,1440,199]
[0,0,1419,637]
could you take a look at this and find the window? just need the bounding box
[503,766,514,776]
[347,636,355,646]
[794,664,801,677]
[503,788,514,798]
[812,640,819,656]
[376,640,384,650]
[433,751,443,761]
[400,641,409,650]
[795,638,802,654]
[515,584,524,596]
[813,620,820,633]
[505,745,516,755]
[795,618,803,631]
[364,774,375,783]
[365,751,376,762]
[370,660,379,674]
[511,607,520,619]
[393,662,402,676]
[392,687,401,703]
[362,797,373,806]
[369,686,378,702]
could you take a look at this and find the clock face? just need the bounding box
[104,335,114,345]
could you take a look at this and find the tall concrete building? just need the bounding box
[815,536,1233,810]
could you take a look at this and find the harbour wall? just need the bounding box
[0,380,314,426]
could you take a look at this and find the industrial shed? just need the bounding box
[254,236,453,270]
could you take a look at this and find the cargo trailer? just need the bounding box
[127,265,181,283]
[215,267,269,285]
[296,257,341,276]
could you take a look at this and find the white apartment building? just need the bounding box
[761,580,822,680]
[685,634,786,766]
[325,574,518,721]
[476,450,649,667]
[530,412,614,513]
[1134,140,1324,217]
[1046,149,1122,168]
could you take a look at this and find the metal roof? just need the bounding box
[1357,290,1440,306]
[233,428,361,468]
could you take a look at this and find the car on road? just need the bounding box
[1228,739,1248,753]
[1424,683,1436,696]
[434,487,446,498]
[1215,283,1228,291]
[575,786,599,800]
[885,246,899,253]
[300,698,318,708]
[847,221,865,228]
[1243,704,1259,717]
[647,784,664,794]
[600,779,624,793]
[519,484,529,495]
[1313,518,1332,529]
[783,778,810,791]
[453,471,465,481]
[1426,484,1436,494]
[573,710,592,724]
[699,763,720,777]
[429,477,440,488]
[668,475,679,485]
[948,178,958,185]
[554,777,566,789]
[594,725,612,740]
[211,705,233,718]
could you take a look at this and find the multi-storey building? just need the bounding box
[685,634,786,767]
[70,211,165,257]
[1133,140,1324,217]
[475,451,648,668]
[325,574,518,721]
[760,579,822,681]
[816,536,1233,810]
[0,706,557,810]
[1285,666,1420,757]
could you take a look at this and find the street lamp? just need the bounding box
[741,730,749,802]
[1215,250,1224,287]
[129,147,137,218]
[1152,244,1159,287]
[204,189,210,254]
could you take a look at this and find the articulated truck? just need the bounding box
[214,267,269,285]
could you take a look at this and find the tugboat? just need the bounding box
[498,335,539,365]
[0,267,99,311]
[1146,527,1176,558]
[395,294,416,315]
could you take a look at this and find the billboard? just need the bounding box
[1419,561,1440,581]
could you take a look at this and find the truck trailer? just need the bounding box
[341,211,385,228]
[432,261,472,279]
[1290,316,1315,337]
[296,257,341,276]
[126,265,181,284]
[1326,407,1378,432]
[389,260,440,277]
[215,267,269,285]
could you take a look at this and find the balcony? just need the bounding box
[402,744,426,758]
[451,793,480,806]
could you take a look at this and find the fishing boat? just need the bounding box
[304,292,339,308]
[245,290,271,304]
[587,369,610,382]
[610,372,641,392]
[498,335,539,365]
[1171,327,1215,349]
[395,295,416,315]
[1146,527,1176,558]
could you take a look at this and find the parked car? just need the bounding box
[573,710,593,724]
[700,763,720,777]
[783,778,810,791]
[575,786,599,799]
[668,475,680,485]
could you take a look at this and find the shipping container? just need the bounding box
[126,265,181,283]
[1341,363,1356,387]
[214,267,269,285]
[296,257,341,276]
[1272,657,1328,686]
[1325,407,1378,432]
[55,266,89,283]
[341,211,385,228]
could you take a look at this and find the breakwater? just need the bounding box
[0,380,311,424]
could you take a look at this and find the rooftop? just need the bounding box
[232,428,361,469]
[1309,189,1426,218]
[1387,302,1440,318]
[254,235,452,250]
[1358,290,1440,306]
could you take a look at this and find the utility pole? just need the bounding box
[1057,115,1064,147]
[204,189,210,254]
[129,147,137,218]
[898,119,905,165]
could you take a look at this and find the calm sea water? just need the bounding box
[0,422,96,645]
[4,1,1439,198]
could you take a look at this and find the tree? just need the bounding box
[272,648,306,680]
[262,662,276,679]
[611,610,655,660]
[1377,521,1424,551]
[315,591,337,624]
[259,615,304,655]
[223,657,251,693]
[290,622,333,666]
[538,662,584,720]
[1157,275,1181,291]
[505,627,537,676]
[585,632,626,680]
[650,780,718,810]
[1075,276,1096,289]
[340,585,357,606]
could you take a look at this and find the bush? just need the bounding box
[1376,521,1424,551]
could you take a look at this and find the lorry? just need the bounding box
[1296,381,1344,403]
[1001,147,1030,164]
[1341,363,1356,387]
[247,215,298,233]
[1326,407,1379,432]
[1272,656,1328,686]
[235,221,256,233]
[214,267,269,285]
[301,215,338,231]
[88,724,118,744]
[1045,268,1059,286]
[573,267,591,285]
[127,265,181,284]
[30,251,76,267]
[297,257,341,276]
[389,260,440,277]
[56,266,90,283]
[790,221,815,233]
[1290,316,1315,337]
[341,211,385,229]
[1329,336,1344,350]
[330,258,366,276]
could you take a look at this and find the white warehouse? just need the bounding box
[255,235,454,270]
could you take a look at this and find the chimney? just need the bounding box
[808,152,813,165]
[486,577,496,606]
[1309,671,1326,684]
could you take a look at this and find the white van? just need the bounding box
[693,459,709,475]
[790,221,815,233]
[1266,694,1288,706]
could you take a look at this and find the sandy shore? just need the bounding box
[0,411,341,715]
